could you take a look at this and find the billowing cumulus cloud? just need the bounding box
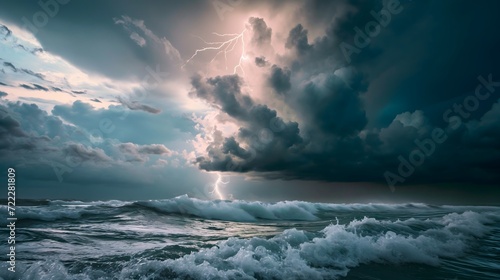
[285,24,311,55]
[248,17,272,47]
[63,143,113,164]
[190,74,303,172]
[0,99,203,199]
[187,0,500,189]
[268,65,291,95]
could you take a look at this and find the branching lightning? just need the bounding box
[183,29,247,75]
[186,29,245,200]
[212,172,229,200]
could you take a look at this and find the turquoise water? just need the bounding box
[1,195,499,279]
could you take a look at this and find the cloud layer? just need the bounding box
[188,0,500,187]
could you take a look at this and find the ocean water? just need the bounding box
[0,195,499,280]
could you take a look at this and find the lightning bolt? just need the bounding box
[212,172,229,200]
[183,29,247,75]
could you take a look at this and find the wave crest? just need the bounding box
[154,211,496,279]
[135,195,320,222]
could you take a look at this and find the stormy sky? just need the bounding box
[0,0,499,204]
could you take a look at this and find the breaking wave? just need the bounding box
[4,195,499,223]
[6,209,498,280]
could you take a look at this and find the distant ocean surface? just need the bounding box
[1,195,499,279]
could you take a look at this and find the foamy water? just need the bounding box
[1,196,499,279]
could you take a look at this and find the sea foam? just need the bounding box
[2,203,498,280]
[141,211,495,280]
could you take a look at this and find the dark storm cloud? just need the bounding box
[255,56,268,67]
[0,115,27,138]
[0,103,65,155]
[90,98,101,103]
[194,89,500,186]
[0,100,205,199]
[191,74,304,173]
[190,75,301,145]
[0,91,7,97]
[0,100,175,171]
[116,96,161,114]
[71,90,87,95]
[190,74,248,119]
[268,65,291,95]
[63,143,112,163]
[285,24,311,55]
[303,0,500,126]
[299,71,368,136]
[191,72,369,180]
[19,83,49,91]
[191,0,500,187]
[248,17,272,47]
[1,0,499,196]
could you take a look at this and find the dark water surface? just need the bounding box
[1,195,499,279]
